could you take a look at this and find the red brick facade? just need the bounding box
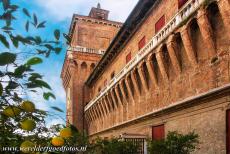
[62,0,230,153]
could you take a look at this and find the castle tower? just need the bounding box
[61,4,122,131]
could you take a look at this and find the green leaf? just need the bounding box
[0,34,10,48]
[51,106,63,113]
[43,92,56,100]
[28,73,42,81]
[44,44,54,50]
[26,57,43,65]
[0,52,16,66]
[25,21,29,32]
[2,26,14,31]
[10,35,19,48]
[34,36,42,44]
[33,80,51,90]
[54,29,60,40]
[22,8,31,18]
[14,65,27,77]
[37,21,46,28]
[33,13,38,26]
[54,47,62,54]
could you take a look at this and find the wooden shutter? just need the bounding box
[178,0,188,9]
[138,36,146,50]
[227,110,230,154]
[155,15,165,33]
[126,52,132,64]
[152,125,165,140]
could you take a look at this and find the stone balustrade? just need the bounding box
[68,46,105,55]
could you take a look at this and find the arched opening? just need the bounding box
[134,68,142,95]
[207,2,228,51]
[117,85,123,102]
[81,62,87,69]
[90,63,96,72]
[121,80,129,100]
[142,62,150,88]
[127,74,135,96]
[112,89,118,107]
[150,53,160,84]
[162,44,175,80]
[189,18,206,62]
[175,32,190,71]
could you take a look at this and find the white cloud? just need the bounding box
[34,0,138,22]
[46,118,65,128]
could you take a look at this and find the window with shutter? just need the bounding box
[178,0,188,9]
[155,15,165,33]
[126,52,132,64]
[152,124,165,140]
[138,36,146,50]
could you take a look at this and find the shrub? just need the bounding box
[148,131,199,154]
[88,137,139,154]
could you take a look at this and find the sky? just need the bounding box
[3,0,139,127]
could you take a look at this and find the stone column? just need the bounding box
[166,35,181,75]
[137,63,149,93]
[218,0,230,34]
[125,76,135,102]
[156,46,168,80]
[130,70,141,96]
[197,8,216,57]
[180,25,197,66]
[146,55,158,87]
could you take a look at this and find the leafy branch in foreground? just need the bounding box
[0,0,68,152]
